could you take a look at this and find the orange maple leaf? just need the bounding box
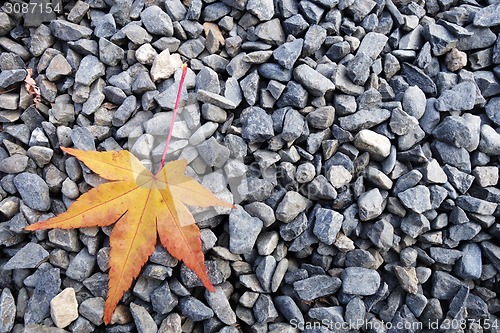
[25,147,234,324]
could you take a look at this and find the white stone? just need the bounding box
[50,288,78,328]
[327,165,353,188]
[150,49,183,82]
[135,43,158,65]
[353,129,391,161]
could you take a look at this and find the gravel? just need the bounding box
[0,0,499,332]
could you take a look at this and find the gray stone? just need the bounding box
[151,282,178,314]
[279,212,308,241]
[197,89,237,109]
[462,113,481,152]
[93,13,116,38]
[481,241,500,272]
[24,266,61,325]
[479,124,500,155]
[122,23,153,45]
[68,39,98,56]
[347,0,376,22]
[306,106,334,130]
[130,303,157,333]
[313,208,343,245]
[345,249,376,268]
[5,126,28,146]
[0,154,28,174]
[273,38,303,70]
[141,5,174,36]
[327,41,351,62]
[246,0,274,20]
[485,97,500,125]
[358,188,385,221]
[457,25,496,51]
[253,294,278,323]
[71,127,96,151]
[112,95,137,127]
[429,247,463,265]
[4,243,49,269]
[196,137,230,168]
[402,63,437,96]
[274,296,304,325]
[474,2,500,27]
[402,86,426,119]
[401,213,430,238]
[277,81,308,108]
[443,165,474,194]
[240,70,260,106]
[303,25,327,56]
[293,275,341,301]
[65,248,96,282]
[98,38,124,67]
[229,206,263,254]
[346,53,372,85]
[276,191,307,223]
[345,297,366,329]
[432,116,471,149]
[240,107,274,144]
[0,12,15,36]
[449,222,481,242]
[0,37,30,61]
[474,70,500,98]
[390,107,419,137]
[165,0,187,21]
[258,63,292,82]
[397,185,432,214]
[75,55,105,86]
[308,306,344,324]
[341,267,380,296]
[13,173,50,211]
[456,195,497,215]
[357,32,388,60]
[0,69,26,88]
[203,2,231,21]
[0,95,20,114]
[298,1,324,24]
[431,271,463,300]
[432,142,471,173]
[0,289,15,333]
[79,297,104,326]
[339,108,391,133]
[255,255,276,293]
[335,64,365,96]
[293,64,335,97]
[238,177,273,202]
[422,23,457,56]
[422,159,447,184]
[179,297,213,321]
[50,20,92,41]
[50,99,75,126]
[195,67,220,94]
[435,81,476,112]
[204,287,236,324]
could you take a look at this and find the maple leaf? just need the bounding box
[25,147,234,323]
[24,68,41,108]
[25,64,234,324]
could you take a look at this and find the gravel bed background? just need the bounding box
[0,0,499,332]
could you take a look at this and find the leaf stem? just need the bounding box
[159,63,188,171]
